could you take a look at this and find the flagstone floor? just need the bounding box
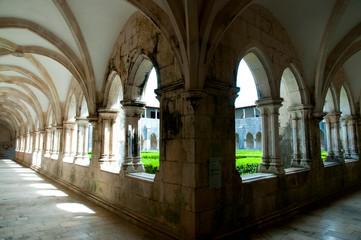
[2,158,361,240]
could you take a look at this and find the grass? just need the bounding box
[141,151,159,174]
[139,149,329,175]
[141,149,262,175]
[321,150,327,161]
[235,149,262,175]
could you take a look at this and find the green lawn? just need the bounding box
[235,149,262,175]
[321,150,327,161]
[141,150,262,175]
[141,151,159,174]
[141,149,328,175]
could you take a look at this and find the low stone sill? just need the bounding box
[324,162,342,167]
[242,173,276,183]
[285,167,309,175]
[345,159,358,163]
[126,172,155,182]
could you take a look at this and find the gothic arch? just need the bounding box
[245,132,254,149]
[102,71,124,110]
[323,83,338,113]
[237,48,275,100]
[124,55,154,102]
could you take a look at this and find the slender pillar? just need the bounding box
[98,110,119,163]
[348,117,359,159]
[341,117,351,159]
[256,99,284,174]
[121,101,146,173]
[257,105,270,172]
[51,126,57,159]
[63,122,76,163]
[300,107,312,167]
[324,115,334,161]
[289,110,300,167]
[15,138,19,151]
[268,103,284,174]
[74,117,90,166]
[44,127,52,157]
[51,125,62,160]
[325,112,344,163]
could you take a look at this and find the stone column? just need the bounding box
[63,121,76,163]
[20,135,24,152]
[289,110,300,167]
[51,125,62,159]
[32,131,41,166]
[74,117,90,166]
[15,138,19,151]
[34,131,40,154]
[324,115,334,161]
[348,117,359,159]
[256,99,284,174]
[300,107,312,167]
[268,103,284,174]
[257,105,270,172]
[98,110,119,162]
[25,132,30,153]
[38,130,45,166]
[44,127,52,157]
[325,112,344,163]
[341,117,351,159]
[121,100,146,173]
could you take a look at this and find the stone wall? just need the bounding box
[235,117,262,150]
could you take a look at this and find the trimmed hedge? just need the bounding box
[141,151,159,174]
[141,150,263,175]
[235,150,262,175]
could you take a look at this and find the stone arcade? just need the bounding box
[1,0,361,239]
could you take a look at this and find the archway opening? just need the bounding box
[322,88,335,162]
[0,123,15,159]
[255,132,262,150]
[279,68,302,168]
[339,86,353,159]
[139,67,160,173]
[235,56,262,175]
[245,132,254,149]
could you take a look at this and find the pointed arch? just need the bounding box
[237,46,276,100]
[103,71,123,110]
[125,55,155,101]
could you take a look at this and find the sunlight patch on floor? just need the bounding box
[56,203,96,214]
[37,190,68,197]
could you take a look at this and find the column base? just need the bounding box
[257,158,270,173]
[74,156,90,166]
[63,155,74,163]
[325,155,344,163]
[133,163,145,172]
[121,163,134,173]
[268,160,285,175]
[290,158,301,168]
[344,152,351,159]
[132,157,145,172]
[300,158,312,168]
[100,161,120,173]
[351,152,359,160]
[50,152,59,160]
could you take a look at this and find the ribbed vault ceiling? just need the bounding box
[0,0,361,137]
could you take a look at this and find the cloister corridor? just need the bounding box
[1,158,361,240]
[0,159,155,240]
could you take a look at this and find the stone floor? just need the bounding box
[2,158,361,240]
[0,159,155,240]
[231,188,361,240]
